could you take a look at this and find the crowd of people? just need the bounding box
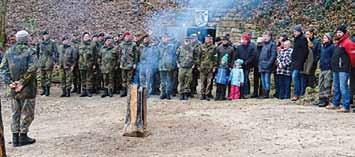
[0,24,354,147]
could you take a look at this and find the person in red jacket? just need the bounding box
[335,25,355,104]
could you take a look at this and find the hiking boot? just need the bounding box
[19,133,36,146]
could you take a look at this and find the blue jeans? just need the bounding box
[292,70,305,97]
[332,72,350,110]
[277,74,291,99]
[160,71,172,96]
[260,72,271,90]
[241,70,250,96]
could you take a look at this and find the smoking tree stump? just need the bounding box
[123,85,147,137]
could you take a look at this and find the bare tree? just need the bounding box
[0,0,6,48]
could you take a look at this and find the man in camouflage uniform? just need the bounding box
[0,30,37,147]
[177,37,197,100]
[58,35,77,97]
[189,34,201,97]
[199,35,217,101]
[36,31,58,96]
[99,36,116,98]
[138,35,159,96]
[71,32,82,94]
[158,34,177,100]
[79,32,97,97]
[118,32,138,97]
[93,33,105,94]
[113,33,123,94]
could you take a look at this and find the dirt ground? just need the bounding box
[1,87,355,157]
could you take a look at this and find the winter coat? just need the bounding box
[258,41,277,73]
[291,34,309,70]
[215,67,230,85]
[229,68,244,86]
[320,43,335,71]
[337,33,355,67]
[331,47,351,73]
[235,43,257,70]
[216,44,235,68]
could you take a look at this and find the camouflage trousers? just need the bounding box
[200,70,214,95]
[72,65,81,89]
[103,73,114,89]
[113,68,122,93]
[318,70,332,98]
[60,68,73,89]
[11,98,35,133]
[39,69,53,87]
[80,69,94,90]
[121,69,134,89]
[178,68,192,94]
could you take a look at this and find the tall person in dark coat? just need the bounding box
[291,25,309,101]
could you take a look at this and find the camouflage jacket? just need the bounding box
[119,41,138,70]
[0,43,38,99]
[99,45,117,74]
[177,44,196,68]
[36,39,58,70]
[79,41,97,70]
[199,43,217,72]
[191,41,202,66]
[59,44,77,70]
[158,43,177,71]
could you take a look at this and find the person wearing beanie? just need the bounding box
[251,37,264,98]
[258,31,277,98]
[118,31,138,97]
[36,30,58,97]
[58,35,77,97]
[0,30,37,146]
[335,25,355,106]
[291,24,309,101]
[228,59,245,100]
[235,32,257,98]
[313,33,335,107]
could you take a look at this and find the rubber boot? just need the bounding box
[13,133,19,147]
[19,133,36,146]
[60,88,66,97]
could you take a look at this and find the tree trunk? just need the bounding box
[0,100,6,157]
[0,0,6,48]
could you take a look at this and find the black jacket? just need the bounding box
[291,34,309,70]
[331,47,351,73]
[235,43,257,70]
